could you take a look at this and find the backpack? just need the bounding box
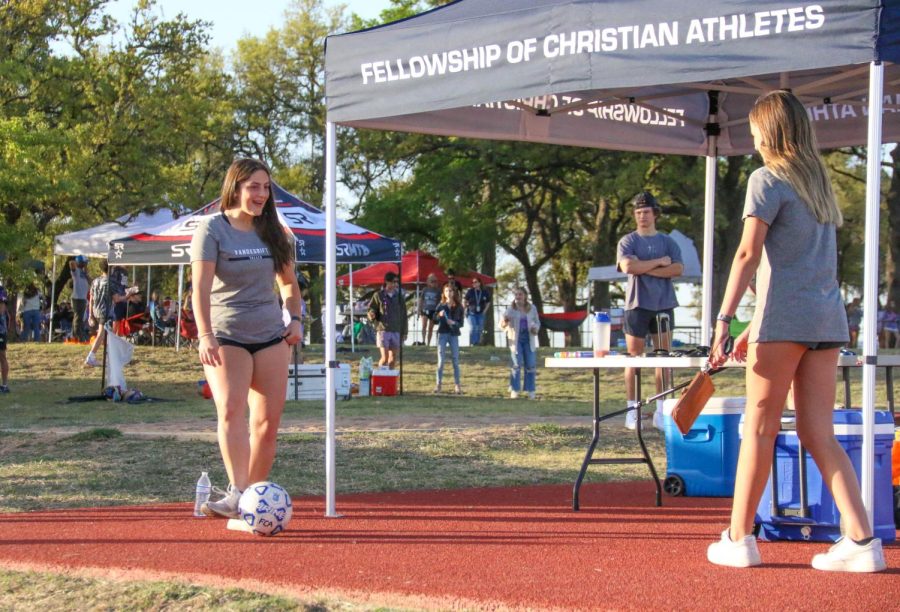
[90,276,111,320]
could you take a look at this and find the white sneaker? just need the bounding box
[84,353,99,367]
[707,529,762,568]
[811,537,886,573]
[509,390,519,399]
[527,391,536,400]
[624,408,637,430]
[201,484,242,519]
[653,408,665,431]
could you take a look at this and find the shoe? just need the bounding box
[653,408,665,431]
[811,537,886,573]
[625,408,637,430]
[527,391,536,400]
[0,385,8,393]
[509,390,519,399]
[84,353,99,367]
[454,385,462,395]
[201,484,242,519]
[707,529,762,568]
[433,385,441,394]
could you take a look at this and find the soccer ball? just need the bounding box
[238,481,293,536]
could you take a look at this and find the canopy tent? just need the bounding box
[320,0,900,518]
[107,182,401,266]
[48,208,181,343]
[335,249,497,287]
[587,229,702,284]
[54,209,180,258]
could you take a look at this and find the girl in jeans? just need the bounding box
[499,287,540,399]
[433,283,464,394]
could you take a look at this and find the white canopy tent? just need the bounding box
[48,209,180,343]
[321,0,900,519]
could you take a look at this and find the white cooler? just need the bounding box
[287,363,351,400]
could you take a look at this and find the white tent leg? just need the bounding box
[176,265,184,352]
[48,256,57,343]
[700,128,718,347]
[324,120,338,517]
[860,61,884,522]
[350,264,356,353]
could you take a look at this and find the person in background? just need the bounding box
[85,260,127,367]
[707,90,885,572]
[418,273,441,346]
[191,158,302,519]
[616,191,683,430]
[464,277,491,346]
[17,284,42,342]
[882,299,899,349]
[445,268,463,292]
[433,282,464,394]
[499,286,540,399]
[368,271,407,369]
[845,297,861,350]
[0,286,10,393]
[69,256,91,342]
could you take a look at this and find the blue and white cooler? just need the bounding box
[662,397,745,497]
[753,409,896,543]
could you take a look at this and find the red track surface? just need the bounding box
[0,482,897,610]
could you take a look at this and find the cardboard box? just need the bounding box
[371,369,399,396]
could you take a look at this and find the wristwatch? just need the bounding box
[716,313,734,324]
[290,315,302,322]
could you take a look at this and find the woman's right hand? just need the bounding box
[198,334,222,366]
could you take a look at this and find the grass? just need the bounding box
[0,341,895,610]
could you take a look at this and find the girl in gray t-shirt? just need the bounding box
[707,91,885,573]
[189,158,304,520]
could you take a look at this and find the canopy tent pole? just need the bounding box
[700,91,719,347]
[860,61,884,522]
[324,120,338,518]
[349,264,355,353]
[48,256,58,343]
[175,265,184,352]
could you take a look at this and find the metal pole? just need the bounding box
[349,264,355,353]
[324,120,338,517]
[48,256,57,343]
[860,61,884,521]
[175,265,184,352]
[701,95,718,347]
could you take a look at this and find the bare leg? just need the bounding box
[730,341,802,539]
[203,346,253,490]
[377,346,389,367]
[247,340,290,484]
[793,347,873,541]
[387,347,397,369]
[624,334,645,401]
[88,326,106,356]
[0,350,7,385]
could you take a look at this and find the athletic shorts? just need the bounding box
[377,330,401,350]
[421,309,435,319]
[217,336,284,355]
[793,340,846,350]
[624,308,675,338]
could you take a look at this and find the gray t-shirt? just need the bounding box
[743,167,848,343]
[190,214,286,344]
[617,231,682,311]
[72,267,90,300]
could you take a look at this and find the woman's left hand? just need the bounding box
[282,319,302,345]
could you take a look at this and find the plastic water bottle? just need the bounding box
[193,471,211,517]
[592,312,611,357]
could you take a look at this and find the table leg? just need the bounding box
[634,369,662,507]
[573,368,601,511]
[842,366,851,409]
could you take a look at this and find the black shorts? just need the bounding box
[793,341,846,350]
[217,336,284,355]
[0,336,6,352]
[422,309,435,319]
[624,308,675,338]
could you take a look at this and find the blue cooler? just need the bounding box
[662,397,745,497]
[753,409,895,543]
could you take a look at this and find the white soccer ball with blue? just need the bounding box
[238,481,293,536]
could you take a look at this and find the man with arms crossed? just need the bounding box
[617,192,683,430]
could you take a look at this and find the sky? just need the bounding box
[106,0,394,52]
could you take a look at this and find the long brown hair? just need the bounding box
[749,90,842,226]
[219,158,294,271]
[440,283,461,308]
